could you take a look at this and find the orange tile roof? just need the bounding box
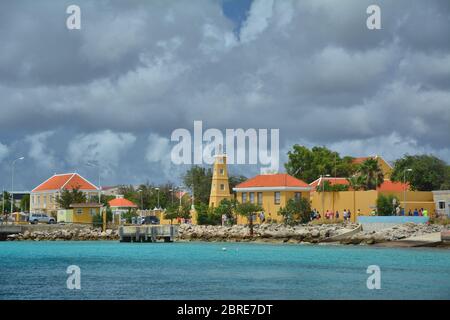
[235,174,310,188]
[32,173,98,192]
[352,156,372,164]
[377,180,409,192]
[310,177,350,188]
[108,198,138,208]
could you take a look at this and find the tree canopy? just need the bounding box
[56,187,87,209]
[285,145,357,183]
[278,197,311,225]
[391,155,449,191]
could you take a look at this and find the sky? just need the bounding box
[0,0,449,191]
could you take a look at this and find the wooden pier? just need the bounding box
[119,225,178,243]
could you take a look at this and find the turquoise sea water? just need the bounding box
[0,241,449,300]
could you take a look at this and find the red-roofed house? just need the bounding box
[108,195,138,225]
[30,173,99,215]
[233,173,312,223]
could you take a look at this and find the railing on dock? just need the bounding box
[119,225,178,243]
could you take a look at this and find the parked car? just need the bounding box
[141,216,160,225]
[29,213,56,224]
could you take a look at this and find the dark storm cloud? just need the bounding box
[0,0,449,189]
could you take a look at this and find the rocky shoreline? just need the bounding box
[4,222,447,245]
[6,228,120,241]
[177,223,446,245]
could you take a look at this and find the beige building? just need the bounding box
[30,173,99,215]
[432,190,450,217]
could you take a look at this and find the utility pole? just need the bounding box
[11,157,25,219]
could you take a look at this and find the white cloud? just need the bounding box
[240,0,274,42]
[67,130,136,176]
[25,131,57,169]
[146,133,171,163]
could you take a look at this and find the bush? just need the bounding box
[278,198,311,225]
[92,214,103,228]
[376,194,399,216]
[196,203,221,225]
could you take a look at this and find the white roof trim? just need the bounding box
[233,186,312,192]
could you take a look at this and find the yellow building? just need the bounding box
[31,173,100,215]
[55,203,103,224]
[209,152,232,208]
[233,174,312,223]
[353,155,393,179]
[309,177,435,221]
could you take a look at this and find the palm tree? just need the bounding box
[347,175,365,191]
[358,158,384,190]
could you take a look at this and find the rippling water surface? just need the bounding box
[0,241,449,299]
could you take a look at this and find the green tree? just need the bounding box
[196,203,221,225]
[235,202,262,236]
[164,204,180,224]
[285,145,357,183]
[214,198,236,225]
[358,158,384,190]
[228,175,247,191]
[278,197,311,225]
[347,175,365,191]
[20,194,30,212]
[1,191,13,213]
[376,194,399,216]
[182,166,212,206]
[56,187,87,209]
[391,155,449,191]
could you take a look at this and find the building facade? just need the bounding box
[233,174,312,223]
[432,190,450,217]
[30,173,99,215]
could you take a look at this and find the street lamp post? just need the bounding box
[11,157,25,219]
[155,187,160,210]
[86,161,101,204]
[138,190,143,210]
[404,168,412,214]
[11,157,25,214]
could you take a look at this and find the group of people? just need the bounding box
[404,208,429,217]
[310,209,353,221]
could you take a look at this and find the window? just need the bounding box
[43,196,47,204]
[249,192,255,203]
[219,168,224,175]
[438,201,446,209]
[37,196,40,205]
[76,209,83,215]
[257,192,263,205]
[295,192,301,201]
[220,184,225,191]
[242,193,247,203]
[274,192,281,205]
[90,208,96,216]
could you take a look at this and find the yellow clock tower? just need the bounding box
[209,146,232,208]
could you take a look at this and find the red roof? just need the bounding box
[108,198,138,208]
[310,177,350,189]
[235,174,310,188]
[352,156,372,164]
[377,180,409,192]
[32,173,98,192]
